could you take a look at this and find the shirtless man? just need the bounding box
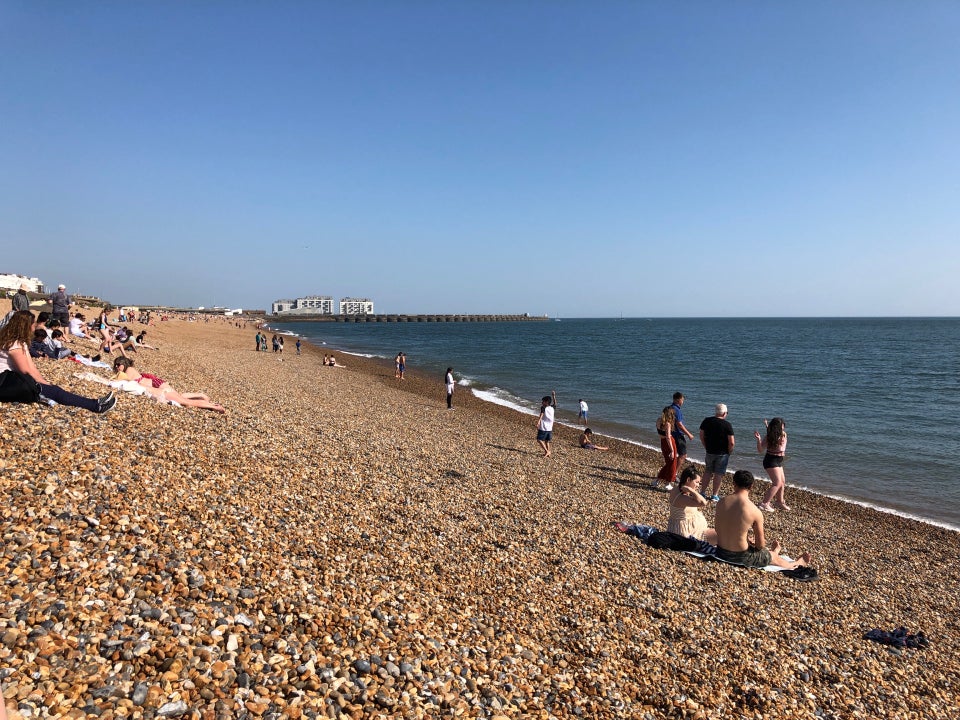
[714,470,810,569]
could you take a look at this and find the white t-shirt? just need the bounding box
[0,342,27,374]
[539,405,555,432]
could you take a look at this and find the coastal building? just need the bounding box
[0,273,44,294]
[339,297,374,315]
[271,295,336,315]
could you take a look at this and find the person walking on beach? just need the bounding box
[699,403,735,501]
[714,470,810,568]
[578,399,589,425]
[755,417,789,512]
[445,367,455,409]
[49,284,71,327]
[536,390,557,457]
[670,392,695,480]
[12,283,30,313]
[654,406,678,490]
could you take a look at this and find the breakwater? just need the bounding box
[269,313,548,323]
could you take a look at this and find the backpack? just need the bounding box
[0,370,42,404]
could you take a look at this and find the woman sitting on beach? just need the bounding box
[96,307,129,358]
[755,417,789,512]
[111,356,226,413]
[667,466,718,544]
[653,406,678,490]
[579,428,609,451]
[0,311,116,413]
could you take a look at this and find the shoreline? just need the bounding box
[3,318,959,719]
[278,325,960,534]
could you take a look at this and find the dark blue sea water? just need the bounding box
[275,317,960,530]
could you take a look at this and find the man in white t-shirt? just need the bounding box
[536,390,557,457]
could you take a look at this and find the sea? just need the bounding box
[271,317,960,531]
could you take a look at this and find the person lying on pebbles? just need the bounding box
[111,356,226,413]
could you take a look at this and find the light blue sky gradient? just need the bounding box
[2,1,958,315]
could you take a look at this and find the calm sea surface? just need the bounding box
[274,318,960,530]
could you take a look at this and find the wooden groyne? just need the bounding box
[268,313,548,323]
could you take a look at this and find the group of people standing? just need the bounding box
[655,392,791,513]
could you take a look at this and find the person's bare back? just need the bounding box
[714,470,811,569]
[715,491,761,552]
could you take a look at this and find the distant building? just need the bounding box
[0,273,44,294]
[340,297,374,315]
[271,295,336,315]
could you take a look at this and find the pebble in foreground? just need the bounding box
[1,318,959,719]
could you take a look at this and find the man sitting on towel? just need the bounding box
[715,470,811,569]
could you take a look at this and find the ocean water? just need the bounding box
[274,317,960,531]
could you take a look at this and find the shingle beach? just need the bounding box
[2,318,958,719]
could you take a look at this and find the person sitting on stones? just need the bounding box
[579,428,609,451]
[714,470,811,569]
[667,466,718,544]
[134,330,159,350]
[0,311,115,413]
[111,356,226,413]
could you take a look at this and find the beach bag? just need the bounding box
[0,370,42,404]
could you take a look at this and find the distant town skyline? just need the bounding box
[2,2,959,317]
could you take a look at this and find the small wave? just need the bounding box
[471,387,538,416]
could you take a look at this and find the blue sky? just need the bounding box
[2,1,958,316]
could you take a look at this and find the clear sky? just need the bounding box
[2,1,958,316]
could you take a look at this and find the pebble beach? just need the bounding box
[2,318,958,720]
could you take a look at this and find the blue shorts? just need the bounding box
[704,453,730,475]
[537,429,552,442]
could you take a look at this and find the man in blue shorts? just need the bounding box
[699,403,735,501]
[536,390,557,457]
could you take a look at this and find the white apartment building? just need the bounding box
[271,295,336,315]
[339,297,374,315]
[297,295,335,313]
[0,273,44,294]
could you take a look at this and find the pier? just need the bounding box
[268,313,548,323]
